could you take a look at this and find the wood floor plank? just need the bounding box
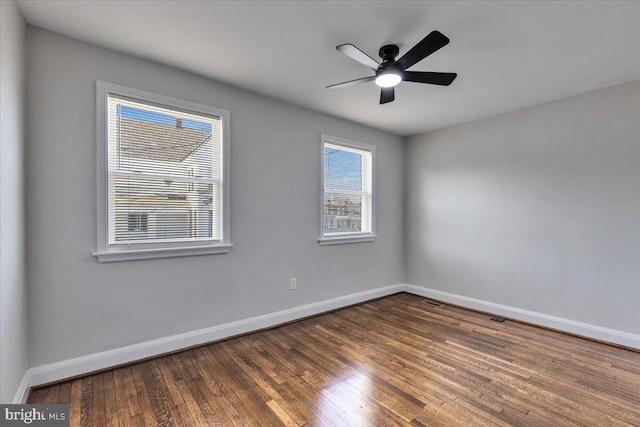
[192,348,264,426]
[43,384,60,404]
[139,360,175,426]
[57,381,72,404]
[154,358,198,426]
[67,380,82,427]
[28,293,640,426]
[174,379,209,426]
[130,363,159,427]
[79,376,94,427]
[91,373,107,427]
[112,366,139,422]
[245,338,359,426]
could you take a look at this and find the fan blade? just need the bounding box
[380,87,395,104]
[337,44,380,71]
[326,76,376,89]
[403,71,457,86]
[396,31,450,71]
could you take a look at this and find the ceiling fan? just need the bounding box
[327,31,457,104]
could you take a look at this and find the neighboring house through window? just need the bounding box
[94,81,231,262]
[127,213,148,232]
[319,134,376,245]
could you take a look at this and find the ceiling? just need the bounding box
[16,1,640,137]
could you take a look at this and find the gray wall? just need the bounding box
[0,0,27,403]
[405,80,640,335]
[26,28,405,367]
[19,20,639,373]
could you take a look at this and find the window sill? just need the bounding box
[93,244,232,262]
[317,234,377,246]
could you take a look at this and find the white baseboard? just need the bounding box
[11,371,32,404]
[18,284,403,400]
[402,284,640,350]
[14,282,639,403]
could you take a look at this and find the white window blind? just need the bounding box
[322,136,373,240]
[107,94,223,246]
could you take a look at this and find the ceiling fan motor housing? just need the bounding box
[376,44,403,86]
[379,44,400,63]
[377,44,403,83]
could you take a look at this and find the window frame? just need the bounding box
[318,134,376,246]
[94,81,231,262]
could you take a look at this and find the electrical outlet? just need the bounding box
[290,277,297,290]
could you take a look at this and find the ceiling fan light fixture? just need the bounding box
[375,72,402,88]
[328,31,455,103]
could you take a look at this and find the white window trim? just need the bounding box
[318,134,376,246]
[93,81,231,262]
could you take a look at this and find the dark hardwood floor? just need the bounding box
[28,293,640,426]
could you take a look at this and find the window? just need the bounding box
[127,213,148,233]
[319,134,376,245]
[94,81,231,262]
